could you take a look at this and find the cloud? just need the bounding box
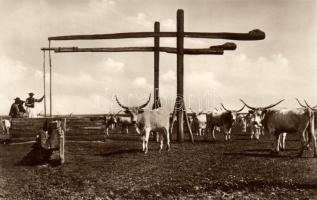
[132,77,152,89]
[98,58,125,74]
[125,13,152,28]
[161,19,175,31]
[162,70,176,83]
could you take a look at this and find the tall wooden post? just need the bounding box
[48,41,52,117]
[153,21,161,109]
[176,9,185,142]
[43,51,47,117]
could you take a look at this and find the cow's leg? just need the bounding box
[250,126,254,140]
[279,133,287,151]
[272,133,280,155]
[312,131,317,157]
[158,132,164,152]
[211,126,216,141]
[270,132,278,155]
[223,126,229,141]
[227,128,232,140]
[142,134,146,152]
[204,125,209,141]
[165,127,171,151]
[156,132,160,143]
[59,130,65,164]
[275,134,281,154]
[103,127,108,142]
[144,128,151,154]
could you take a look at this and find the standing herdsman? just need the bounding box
[25,92,44,118]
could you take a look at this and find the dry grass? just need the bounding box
[0,132,317,199]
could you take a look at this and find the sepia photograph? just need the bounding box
[0,0,316,199]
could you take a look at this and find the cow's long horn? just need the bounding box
[221,103,231,112]
[239,99,257,110]
[262,99,285,110]
[236,105,245,113]
[115,95,129,110]
[138,94,151,109]
[295,98,306,108]
[304,100,317,111]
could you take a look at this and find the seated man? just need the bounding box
[9,97,25,118]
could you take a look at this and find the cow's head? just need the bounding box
[115,94,151,124]
[189,108,204,119]
[240,99,284,127]
[221,103,245,123]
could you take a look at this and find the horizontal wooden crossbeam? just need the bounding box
[41,46,225,55]
[210,42,237,50]
[48,29,265,41]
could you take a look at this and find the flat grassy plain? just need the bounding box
[0,132,316,199]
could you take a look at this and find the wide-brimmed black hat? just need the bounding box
[14,97,21,102]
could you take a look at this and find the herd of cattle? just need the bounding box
[108,96,316,157]
[1,95,316,158]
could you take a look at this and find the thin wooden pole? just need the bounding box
[153,21,161,109]
[176,9,184,142]
[48,41,52,117]
[43,51,47,117]
[183,103,194,143]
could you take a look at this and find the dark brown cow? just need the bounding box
[240,99,316,157]
[205,103,245,141]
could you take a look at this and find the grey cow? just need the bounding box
[115,94,170,154]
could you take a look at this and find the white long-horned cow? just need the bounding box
[244,110,265,140]
[206,103,245,141]
[115,94,170,154]
[240,99,316,157]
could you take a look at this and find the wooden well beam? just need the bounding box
[41,47,224,55]
[48,30,265,41]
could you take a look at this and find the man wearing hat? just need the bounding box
[9,97,25,118]
[25,92,44,118]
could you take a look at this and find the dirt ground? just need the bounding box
[0,132,316,200]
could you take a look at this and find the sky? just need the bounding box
[0,0,316,115]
